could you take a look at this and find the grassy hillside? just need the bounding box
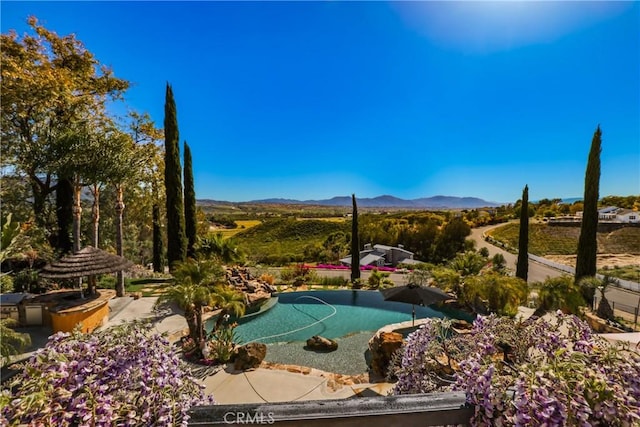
[488,223,640,255]
[211,220,262,238]
[234,217,350,264]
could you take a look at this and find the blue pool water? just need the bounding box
[230,290,451,344]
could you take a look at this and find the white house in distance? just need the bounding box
[340,243,423,268]
[574,207,640,223]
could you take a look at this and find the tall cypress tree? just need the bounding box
[183,141,197,259]
[351,194,360,283]
[575,126,602,281]
[152,203,164,273]
[164,83,186,270]
[516,184,529,281]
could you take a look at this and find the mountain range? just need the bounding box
[198,195,503,209]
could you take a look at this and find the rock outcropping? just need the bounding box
[369,331,404,376]
[225,267,275,308]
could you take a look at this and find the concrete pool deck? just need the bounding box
[201,365,394,404]
[103,297,396,403]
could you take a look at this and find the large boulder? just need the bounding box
[245,290,271,307]
[369,332,404,376]
[305,335,338,352]
[234,343,267,370]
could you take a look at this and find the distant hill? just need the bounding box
[198,194,502,209]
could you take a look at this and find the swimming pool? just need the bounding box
[230,290,452,344]
[209,290,467,374]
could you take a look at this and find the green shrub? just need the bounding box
[318,276,349,287]
[280,263,318,285]
[0,274,14,293]
[13,269,39,293]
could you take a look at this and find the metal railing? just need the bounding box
[188,392,473,426]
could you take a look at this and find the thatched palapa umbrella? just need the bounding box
[40,246,134,296]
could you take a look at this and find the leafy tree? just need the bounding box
[433,217,471,262]
[183,141,197,259]
[0,214,22,263]
[516,185,529,281]
[164,83,187,271]
[0,319,31,366]
[322,231,350,263]
[1,17,128,247]
[575,126,602,282]
[351,194,360,283]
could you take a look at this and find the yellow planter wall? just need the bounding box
[50,300,109,333]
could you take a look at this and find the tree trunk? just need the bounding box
[56,176,74,254]
[72,177,83,294]
[152,203,164,273]
[30,179,49,229]
[115,185,126,297]
[185,308,198,342]
[195,305,204,343]
[72,178,82,253]
[91,184,100,248]
[214,309,227,331]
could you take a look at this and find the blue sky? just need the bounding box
[2,1,639,204]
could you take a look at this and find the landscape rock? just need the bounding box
[305,335,338,352]
[245,290,270,307]
[451,319,472,334]
[234,343,267,370]
[369,331,403,376]
[224,267,275,311]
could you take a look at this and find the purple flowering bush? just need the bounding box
[393,313,640,426]
[1,321,214,426]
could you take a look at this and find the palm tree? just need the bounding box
[366,268,394,289]
[158,258,224,342]
[535,276,585,316]
[448,251,487,277]
[197,232,243,265]
[159,278,210,342]
[211,285,246,331]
